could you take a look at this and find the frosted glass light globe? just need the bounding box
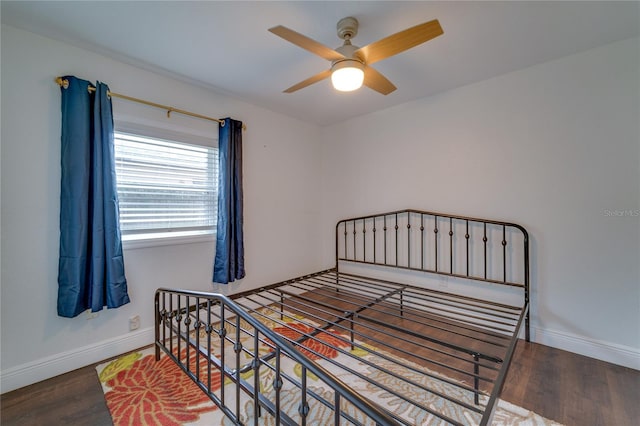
[331,60,365,92]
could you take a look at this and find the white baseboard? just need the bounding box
[533,326,640,370]
[0,327,154,394]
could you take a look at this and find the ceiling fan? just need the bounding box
[269,17,443,95]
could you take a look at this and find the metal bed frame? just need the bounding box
[155,209,530,425]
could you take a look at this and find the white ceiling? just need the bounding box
[2,1,639,126]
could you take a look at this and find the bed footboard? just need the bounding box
[154,287,398,425]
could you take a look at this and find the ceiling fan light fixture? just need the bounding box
[331,59,364,92]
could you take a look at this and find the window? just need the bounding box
[114,131,218,243]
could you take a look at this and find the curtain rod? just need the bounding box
[55,77,246,130]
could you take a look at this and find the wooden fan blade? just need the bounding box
[363,66,397,95]
[283,69,332,93]
[355,19,443,65]
[269,25,345,62]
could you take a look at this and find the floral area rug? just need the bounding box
[96,311,563,426]
[97,346,219,425]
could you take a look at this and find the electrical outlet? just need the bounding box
[129,315,140,331]
[86,310,99,320]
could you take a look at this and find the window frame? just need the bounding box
[113,122,218,250]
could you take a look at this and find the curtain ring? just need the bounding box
[219,120,225,127]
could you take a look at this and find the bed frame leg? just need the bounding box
[346,311,355,350]
[350,317,355,350]
[473,354,480,405]
[280,292,284,321]
[154,292,161,361]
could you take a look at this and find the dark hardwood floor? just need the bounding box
[1,359,113,426]
[502,341,640,426]
[2,340,637,425]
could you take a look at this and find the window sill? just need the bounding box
[122,230,215,250]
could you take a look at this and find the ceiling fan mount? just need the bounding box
[269,16,443,95]
[336,16,359,41]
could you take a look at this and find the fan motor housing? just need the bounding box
[335,43,359,58]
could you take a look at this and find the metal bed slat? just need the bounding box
[259,287,501,375]
[237,294,494,392]
[294,274,519,344]
[262,278,513,363]
[308,273,520,329]
[241,296,481,414]
[333,270,523,311]
[237,294,491,397]
[231,299,478,425]
[314,269,511,311]
[252,287,500,376]
[187,280,503,389]
[282,278,511,352]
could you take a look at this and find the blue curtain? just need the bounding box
[57,76,130,318]
[213,118,245,283]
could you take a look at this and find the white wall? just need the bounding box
[0,25,323,392]
[320,37,640,369]
[1,24,638,394]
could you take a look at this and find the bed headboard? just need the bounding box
[335,208,529,291]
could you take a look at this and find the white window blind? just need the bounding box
[114,132,218,237]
